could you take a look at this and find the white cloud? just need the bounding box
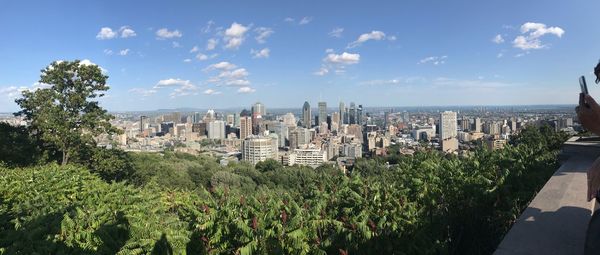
[119,49,130,56]
[129,88,157,97]
[196,53,209,61]
[324,52,360,64]
[0,82,52,99]
[206,38,218,51]
[254,27,274,43]
[329,27,344,38]
[492,34,504,44]
[103,49,113,55]
[226,79,251,86]
[224,22,249,49]
[313,67,329,76]
[315,52,360,76]
[190,46,199,53]
[156,28,182,39]
[251,48,270,58]
[154,78,193,88]
[205,61,237,71]
[388,35,397,41]
[325,48,334,53]
[202,20,215,33]
[418,55,447,65]
[78,59,107,73]
[171,41,180,48]
[497,52,504,58]
[96,27,117,40]
[119,26,136,38]
[237,87,256,93]
[512,22,564,50]
[361,79,403,86]
[284,17,295,23]
[299,16,312,25]
[348,30,386,48]
[183,58,192,63]
[203,89,222,95]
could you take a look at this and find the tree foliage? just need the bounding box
[0,126,568,254]
[14,60,119,165]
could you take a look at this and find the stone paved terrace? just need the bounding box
[494,137,600,255]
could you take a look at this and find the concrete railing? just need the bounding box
[494,137,600,255]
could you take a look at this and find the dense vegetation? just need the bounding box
[0,125,568,254]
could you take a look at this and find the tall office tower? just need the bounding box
[357,105,363,125]
[384,111,389,129]
[192,112,200,123]
[160,122,174,135]
[172,112,182,124]
[440,111,458,140]
[331,112,340,127]
[242,136,276,165]
[140,115,147,134]
[192,123,207,135]
[349,102,356,124]
[283,113,297,127]
[234,113,240,127]
[252,102,266,117]
[339,101,345,125]
[226,114,234,126]
[302,101,311,128]
[269,122,288,148]
[203,110,216,123]
[240,116,253,140]
[318,102,327,125]
[474,118,482,133]
[460,117,470,131]
[403,112,410,123]
[207,120,226,139]
[288,129,298,149]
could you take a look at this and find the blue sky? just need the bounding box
[1,0,599,111]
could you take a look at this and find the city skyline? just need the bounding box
[2,0,600,112]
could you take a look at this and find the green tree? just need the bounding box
[14,60,119,165]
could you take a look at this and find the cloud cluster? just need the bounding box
[156,28,182,39]
[251,48,270,58]
[203,89,222,95]
[96,26,137,40]
[492,34,504,44]
[224,22,249,49]
[0,82,51,99]
[418,55,447,65]
[512,22,564,50]
[347,30,388,48]
[206,38,218,50]
[254,27,274,44]
[128,88,157,97]
[154,78,198,98]
[329,27,344,38]
[204,61,255,93]
[315,51,360,76]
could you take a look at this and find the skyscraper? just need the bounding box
[349,102,356,124]
[252,102,266,117]
[318,102,327,125]
[207,120,226,139]
[302,101,311,128]
[474,118,482,133]
[357,104,363,125]
[440,111,458,140]
[240,116,253,140]
[339,101,345,125]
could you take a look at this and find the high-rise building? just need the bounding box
[252,102,266,117]
[242,135,276,165]
[239,116,253,140]
[302,101,311,128]
[193,112,202,123]
[318,102,327,125]
[357,105,363,125]
[226,114,234,126]
[207,120,226,139]
[283,113,296,127]
[440,111,457,140]
[474,118,482,133]
[339,101,345,125]
[349,102,356,124]
[192,123,207,135]
[233,113,240,127]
